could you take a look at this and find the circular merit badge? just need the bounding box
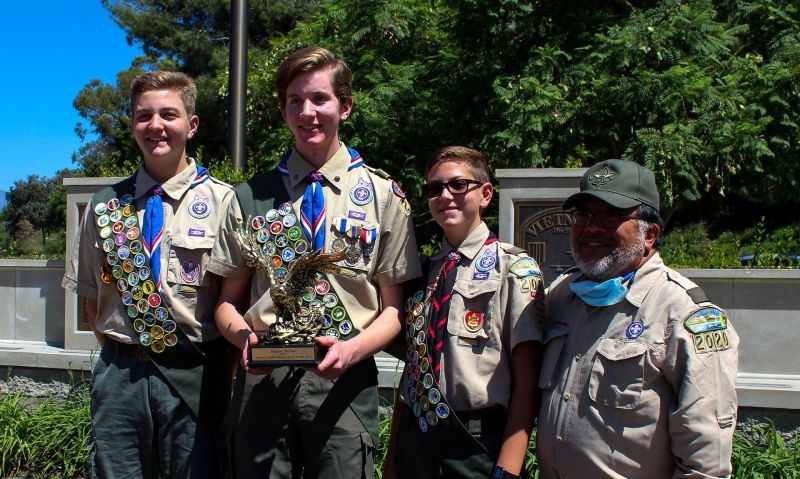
[331,306,346,322]
[287,226,302,242]
[115,233,127,247]
[142,279,156,295]
[109,210,123,223]
[143,313,156,326]
[94,202,108,216]
[124,216,138,229]
[265,209,279,222]
[133,319,146,333]
[294,239,308,254]
[278,202,293,216]
[112,221,124,234]
[270,221,284,234]
[155,307,169,321]
[99,226,112,239]
[107,198,120,211]
[282,213,297,228]
[96,215,110,228]
[148,293,162,309]
[164,333,178,347]
[251,216,266,230]
[122,204,135,217]
[275,233,289,248]
[120,194,133,206]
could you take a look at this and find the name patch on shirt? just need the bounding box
[473,271,489,280]
[188,228,205,237]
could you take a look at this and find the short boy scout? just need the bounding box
[63,71,235,476]
[384,146,543,479]
[209,47,421,478]
[537,159,739,478]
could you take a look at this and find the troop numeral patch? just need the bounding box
[693,330,730,354]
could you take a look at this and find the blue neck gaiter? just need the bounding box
[570,271,635,307]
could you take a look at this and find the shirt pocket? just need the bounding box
[446,279,499,340]
[330,216,379,271]
[167,235,215,287]
[538,329,570,390]
[588,337,648,409]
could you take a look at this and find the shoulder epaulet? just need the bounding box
[667,270,709,305]
[207,175,233,189]
[365,165,393,181]
[498,243,527,256]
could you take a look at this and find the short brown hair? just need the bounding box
[130,71,197,116]
[426,146,491,184]
[276,47,352,110]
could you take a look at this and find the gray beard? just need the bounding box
[573,229,645,281]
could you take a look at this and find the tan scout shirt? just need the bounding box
[208,144,422,333]
[537,253,739,479]
[399,223,544,411]
[63,160,235,343]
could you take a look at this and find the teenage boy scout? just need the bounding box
[537,159,739,478]
[383,146,543,479]
[62,71,235,476]
[209,47,421,478]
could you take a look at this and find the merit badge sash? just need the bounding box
[250,201,357,339]
[403,285,452,432]
[94,168,209,353]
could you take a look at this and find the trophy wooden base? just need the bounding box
[248,342,323,367]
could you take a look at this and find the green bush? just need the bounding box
[661,220,800,269]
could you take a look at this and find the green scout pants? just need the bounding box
[89,340,226,478]
[227,357,379,479]
[395,404,506,479]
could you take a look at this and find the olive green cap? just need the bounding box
[564,159,660,212]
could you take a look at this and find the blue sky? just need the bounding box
[0,2,142,194]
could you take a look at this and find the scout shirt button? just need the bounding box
[575,353,582,361]
[563,392,571,401]
[556,436,564,443]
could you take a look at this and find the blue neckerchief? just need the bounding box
[570,271,635,307]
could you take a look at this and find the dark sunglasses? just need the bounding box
[423,179,483,198]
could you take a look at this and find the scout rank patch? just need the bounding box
[684,307,730,354]
[94,194,179,353]
[403,288,451,432]
[251,202,356,339]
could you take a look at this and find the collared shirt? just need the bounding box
[537,253,739,479]
[63,160,235,343]
[398,222,544,411]
[208,144,421,333]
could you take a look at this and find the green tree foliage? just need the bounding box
[230,0,798,242]
[72,0,319,176]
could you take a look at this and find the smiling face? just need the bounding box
[281,68,352,167]
[570,198,656,281]
[131,89,198,173]
[426,160,493,247]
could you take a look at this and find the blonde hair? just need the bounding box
[130,71,197,115]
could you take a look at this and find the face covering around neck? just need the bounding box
[570,271,635,307]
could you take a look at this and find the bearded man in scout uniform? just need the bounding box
[536,159,739,478]
[208,47,421,478]
[383,146,544,479]
[63,71,236,476]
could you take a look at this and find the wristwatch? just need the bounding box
[491,466,520,479]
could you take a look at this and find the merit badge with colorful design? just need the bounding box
[188,195,211,219]
[349,178,374,206]
[684,307,728,334]
[510,257,541,277]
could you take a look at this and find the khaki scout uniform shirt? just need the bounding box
[63,160,235,343]
[537,253,739,479]
[208,144,421,332]
[399,223,544,411]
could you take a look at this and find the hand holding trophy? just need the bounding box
[236,218,347,366]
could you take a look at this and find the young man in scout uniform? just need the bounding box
[536,159,739,478]
[208,47,421,478]
[63,71,235,477]
[383,146,544,479]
